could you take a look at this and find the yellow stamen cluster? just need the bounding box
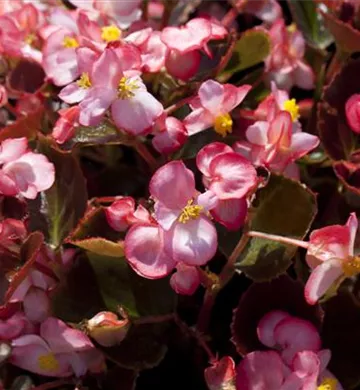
[283,98,300,122]
[117,76,139,99]
[342,256,360,277]
[77,72,92,89]
[24,33,36,45]
[214,113,233,137]
[287,23,297,33]
[178,200,203,224]
[317,377,338,390]
[38,353,60,372]
[101,25,122,42]
[63,36,79,48]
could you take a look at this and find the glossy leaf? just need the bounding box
[28,135,88,247]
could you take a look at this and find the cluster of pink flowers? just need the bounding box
[205,311,343,389]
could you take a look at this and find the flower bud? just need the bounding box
[346,94,360,133]
[0,85,7,108]
[87,311,130,347]
[204,356,236,390]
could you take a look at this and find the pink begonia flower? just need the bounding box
[150,161,218,265]
[152,115,188,155]
[248,213,359,305]
[170,262,200,295]
[236,311,343,390]
[52,105,80,144]
[196,142,258,230]
[105,196,151,232]
[87,311,130,347]
[126,28,167,73]
[0,137,55,199]
[10,317,104,377]
[184,80,252,136]
[255,81,302,133]
[204,356,236,390]
[125,161,218,279]
[0,312,34,341]
[77,47,163,135]
[265,19,315,91]
[234,111,319,175]
[165,49,201,81]
[345,94,360,133]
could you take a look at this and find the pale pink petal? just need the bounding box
[274,317,321,364]
[0,313,27,340]
[307,225,352,267]
[149,160,195,209]
[125,223,176,278]
[183,107,214,136]
[198,80,224,114]
[268,111,292,148]
[154,202,181,231]
[196,142,233,177]
[290,31,306,59]
[79,87,116,126]
[76,47,99,75]
[346,212,358,256]
[292,350,320,378]
[210,197,248,231]
[257,310,290,348]
[152,117,188,154]
[222,84,252,113]
[170,263,200,295]
[267,68,294,92]
[253,0,282,24]
[161,18,211,53]
[0,137,28,164]
[141,31,167,73]
[304,259,344,305]
[290,132,319,160]
[164,216,217,266]
[41,317,94,353]
[91,48,122,89]
[208,152,257,200]
[294,61,315,90]
[318,349,331,373]
[3,152,55,199]
[23,287,50,323]
[111,90,163,136]
[236,351,285,390]
[59,82,88,104]
[246,121,269,146]
[165,49,201,82]
[197,190,218,211]
[105,197,135,232]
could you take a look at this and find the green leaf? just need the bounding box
[28,135,88,248]
[221,29,270,77]
[87,253,176,318]
[220,174,317,281]
[287,0,333,49]
[66,206,125,257]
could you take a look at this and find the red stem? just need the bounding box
[247,231,309,249]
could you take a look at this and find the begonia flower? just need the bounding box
[248,213,359,305]
[0,137,55,199]
[345,93,360,134]
[196,142,257,230]
[10,317,104,377]
[265,20,315,91]
[204,356,236,390]
[184,80,251,136]
[170,263,200,295]
[52,105,80,144]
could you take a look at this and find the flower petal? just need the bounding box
[196,142,233,177]
[170,263,200,295]
[210,197,248,231]
[257,310,290,348]
[198,80,224,114]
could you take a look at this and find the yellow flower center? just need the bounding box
[283,98,300,122]
[117,76,139,99]
[287,23,297,33]
[77,72,92,89]
[214,113,233,137]
[38,353,60,372]
[342,256,360,277]
[178,199,203,224]
[101,25,122,42]
[63,36,79,48]
[24,33,36,45]
[317,377,338,390]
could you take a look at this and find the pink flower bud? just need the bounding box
[0,85,8,108]
[204,356,236,390]
[346,94,360,133]
[87,312,130,347]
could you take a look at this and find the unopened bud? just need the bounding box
[87,311,130,347]
[204,356,236,390]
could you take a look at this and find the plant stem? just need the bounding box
[247,231,309,249]
[32,379,73,390]
[221,0,245,28]
[196,233,250,333]
[133,140,158,172]
[164,95,194,115]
